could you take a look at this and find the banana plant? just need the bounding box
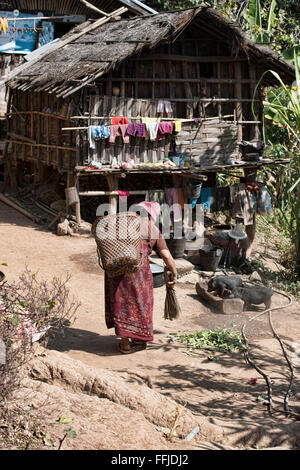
[252,50,300,275]
[247,0,277,44]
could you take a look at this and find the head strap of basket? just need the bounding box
[92,212,143,277]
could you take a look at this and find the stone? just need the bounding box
[150,254,194,275]
[195,282,244,314]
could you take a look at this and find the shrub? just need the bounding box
[0,269,80,399]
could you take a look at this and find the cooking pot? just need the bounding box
[150,264,165,288]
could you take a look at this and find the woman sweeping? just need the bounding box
[105,201,177,354]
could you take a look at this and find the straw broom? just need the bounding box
[164,270,181,320]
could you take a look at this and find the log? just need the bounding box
[0,193,36,223]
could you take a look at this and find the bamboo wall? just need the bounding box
[6,27,263,173]
[7,90,76,170]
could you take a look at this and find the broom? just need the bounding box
[164,269,181,321]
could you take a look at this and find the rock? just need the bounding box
[249,270,262,283]
[195,281,245,314]
[57,218,73,236]
[28,348,221,444]
[150,255,194,275]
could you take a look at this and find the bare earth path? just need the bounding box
[1,201,300,449]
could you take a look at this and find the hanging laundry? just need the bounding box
[117,190,130,202]
[156,121,174,141]
[189,197,199,209]
[109,125,129,143]
[111,116,128,125]
[142,118,160,141]
[165,188,182,223]
[231,183,254,225]
[126,123,146,138]
[157,100,173,114]
[213,187,230,212]
[118,124,130,143]
[174,120,183,132]
[200,187,212,211]
[145,190,169,227]
[94,125,111,140]
[88,126,97,149]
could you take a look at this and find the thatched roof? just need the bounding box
[6,0,156,17]
[3,7,295,98]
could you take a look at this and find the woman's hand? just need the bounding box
[160,248,177,288]
[164,269,177,287]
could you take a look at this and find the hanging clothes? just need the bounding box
[164,188,182,223]
[174,120,183,132]
[126,123,146,138]
[111,117,128,125]
[117,190,130,202]
[109,124,129,143]
[142,118,160,141]
[200,187,212,211]
[156,121,174,141]
[157,100,173,114]
[145,190,169,228]
[231,183,254,226]
[94,125,111,139]
[88,126,97,149]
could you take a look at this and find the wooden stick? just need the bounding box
[79,0,110,16]
[0,193,36,223]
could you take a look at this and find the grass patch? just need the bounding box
[246,258,300,300]
[169,328,246,353]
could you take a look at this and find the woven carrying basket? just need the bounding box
[92,212,143,278]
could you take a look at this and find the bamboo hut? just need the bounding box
[1,6,295,261]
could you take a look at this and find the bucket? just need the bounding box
[198,246,224,272]
[191,180,202,198]
[166,234,186,259]
[150,264,165,288]
[65,187,80,206]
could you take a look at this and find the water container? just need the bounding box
[198,246,224,272]
[65,187,80,206]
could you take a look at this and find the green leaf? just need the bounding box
[65,428,77,439]
[57,417,72,424]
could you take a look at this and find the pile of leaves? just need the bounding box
[169,328,246,353]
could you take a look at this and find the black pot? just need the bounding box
[150,264,165,288]
[166,234,186,259]
[198,247,224,272]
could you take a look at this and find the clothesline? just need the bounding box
[69,114,234,122]
[63,114,234,131]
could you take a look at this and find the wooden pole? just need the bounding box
[234,62,243,144]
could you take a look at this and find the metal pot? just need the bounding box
[150,264,165,288]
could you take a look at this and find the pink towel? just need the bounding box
[165,188,182,222]
[157,121,174,141]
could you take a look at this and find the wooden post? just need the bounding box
[234,62,243,144]
[106,174,119,214]
[249,65,260,140]
[244,167,257,257]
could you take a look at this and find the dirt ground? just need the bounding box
[1,200,300,450]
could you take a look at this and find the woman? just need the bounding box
[105,201,177,354]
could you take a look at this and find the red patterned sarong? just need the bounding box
[105,242,153,342]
